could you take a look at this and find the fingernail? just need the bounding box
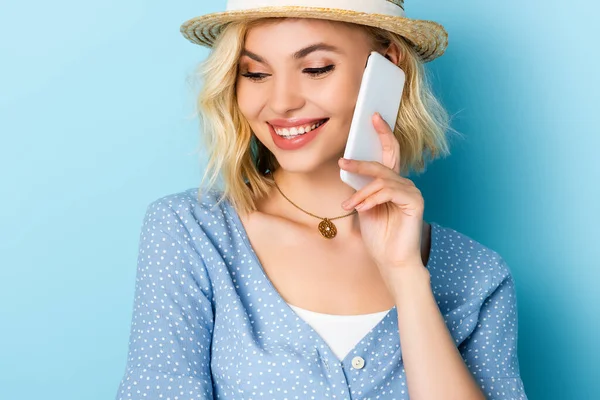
[339,157,349,164]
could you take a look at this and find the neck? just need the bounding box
[269,161,360,236]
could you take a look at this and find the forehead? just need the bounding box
[243,18,369,48]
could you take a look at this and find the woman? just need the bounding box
[116,1,528,399]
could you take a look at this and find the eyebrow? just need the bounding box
[240,43,343,65]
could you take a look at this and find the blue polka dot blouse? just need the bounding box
[115,188,528,399]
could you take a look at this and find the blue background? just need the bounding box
[1,1,598,398]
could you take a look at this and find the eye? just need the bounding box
[240,65,336,82]
[240,72,269,82]
[303,65,336,77]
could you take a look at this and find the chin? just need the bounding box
[276,153,342,174]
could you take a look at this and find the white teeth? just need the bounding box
[274,119,326,137]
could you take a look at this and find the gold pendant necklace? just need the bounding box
[269,171,357,239]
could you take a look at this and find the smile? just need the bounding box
[271,119,329,138]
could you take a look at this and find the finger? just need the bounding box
[373,112,401,175]
[355,185,424,216]
[338,157,410,182]
[341,177,394,210]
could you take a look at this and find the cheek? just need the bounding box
[236,82,261,119]
[316,75,362,118]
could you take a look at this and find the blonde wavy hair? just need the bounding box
[190,18,462,216]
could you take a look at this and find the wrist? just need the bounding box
[386,266,431,302]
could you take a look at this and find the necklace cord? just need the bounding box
[269,170,358,221]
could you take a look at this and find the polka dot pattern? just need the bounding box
[115,188,528,399]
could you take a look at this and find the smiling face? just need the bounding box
[236,18,374,173]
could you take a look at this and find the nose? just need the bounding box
[267,73,305,115]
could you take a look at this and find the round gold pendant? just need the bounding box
[318,218,337,239]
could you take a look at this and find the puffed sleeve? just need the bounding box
[459,260,528,400]
[115,200,215,399]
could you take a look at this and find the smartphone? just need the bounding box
[340,51,406,191]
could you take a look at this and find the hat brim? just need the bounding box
[180,7,448,63]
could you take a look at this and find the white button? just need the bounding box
[351,356,365,370]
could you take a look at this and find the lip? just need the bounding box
[269,118,328,151]
[268,117,329,128]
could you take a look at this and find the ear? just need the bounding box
[384,43,403,65]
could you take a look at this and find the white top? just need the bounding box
[287,303,391,361]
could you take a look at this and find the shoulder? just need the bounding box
[142,186,231,230]
[429,222,513,300]
[141,187,248,265]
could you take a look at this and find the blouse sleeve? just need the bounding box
[459,260,528,400]
[115,200,215,399]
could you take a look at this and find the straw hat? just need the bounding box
[180,0,448,63]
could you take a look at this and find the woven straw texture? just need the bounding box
[180,7,448,63]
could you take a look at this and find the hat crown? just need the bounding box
[181,0,447,62]
[226,0,406,17]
